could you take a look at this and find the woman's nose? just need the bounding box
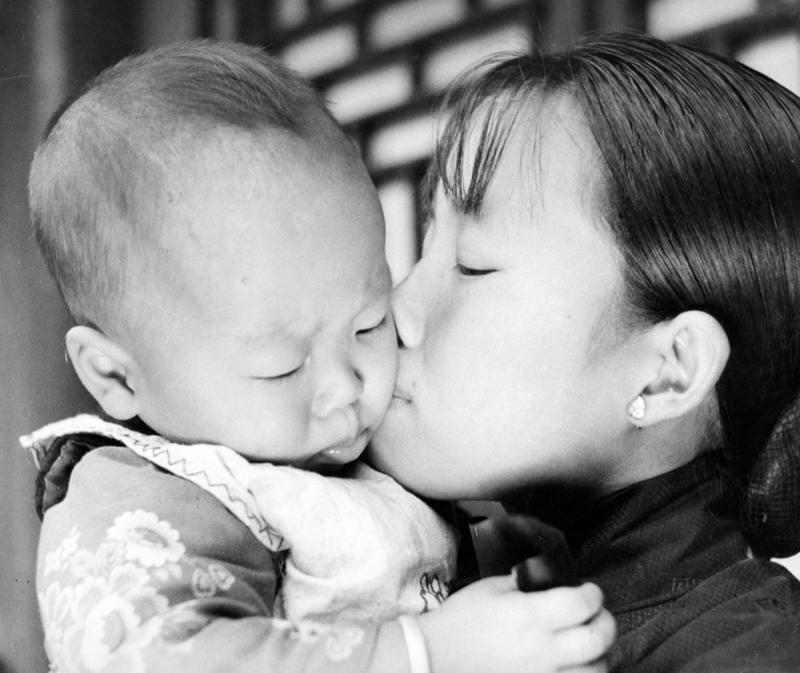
[392,265,426,350]
[312,359,364,419]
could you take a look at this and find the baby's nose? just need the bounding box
[312,364,364,419]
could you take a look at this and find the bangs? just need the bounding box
[425,54,545,217]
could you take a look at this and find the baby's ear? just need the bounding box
[65,325,139,420]
[634,310,730,427]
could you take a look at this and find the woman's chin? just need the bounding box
[368,439,429,493]
[368,448,453,500]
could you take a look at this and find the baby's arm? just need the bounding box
[37,445,391,672]
[214,455,459,621]
[129,577,613,673]
[37,446,613,673]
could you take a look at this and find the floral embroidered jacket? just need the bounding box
[25,415,457,673]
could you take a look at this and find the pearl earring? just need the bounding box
[628,395,646,422]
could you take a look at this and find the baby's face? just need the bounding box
[124,130,397,470]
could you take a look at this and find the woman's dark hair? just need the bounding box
[431,32,800,556]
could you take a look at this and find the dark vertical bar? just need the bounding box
[586,0,647,32]
[238,0,271,46]
[198,0,217,37]
[540,0,587,50]
[525,0,550,54]
[64,0,142,89]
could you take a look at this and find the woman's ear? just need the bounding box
[65,326,140,421]
[633,311,730,427]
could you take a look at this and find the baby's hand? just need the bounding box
[419,577,615,673]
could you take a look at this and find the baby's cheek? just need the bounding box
[373,365,397,420]
[266,393,313,445]
[375,336,399,390]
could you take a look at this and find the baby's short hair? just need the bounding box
[29,40,333,328]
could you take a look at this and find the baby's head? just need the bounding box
[29,41,397,470]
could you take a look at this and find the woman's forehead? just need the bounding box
[435,91,604,221]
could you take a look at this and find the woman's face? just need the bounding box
[369,97,648,499]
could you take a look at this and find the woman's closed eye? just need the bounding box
[456,263,496,277]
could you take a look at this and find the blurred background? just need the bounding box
[3,1,800,670]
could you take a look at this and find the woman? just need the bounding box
[370,32,800,671]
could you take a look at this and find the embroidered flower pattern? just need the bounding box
[190,563,235,599]
[38,511,218,672]
[63,568,167,673]
[271,618,366,662]
[38,508,365,671]
[107,510,185,567]
[43,526,81,576]
[322,624,365,662]
[419,572,447,612]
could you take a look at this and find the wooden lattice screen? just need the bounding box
[190,0,800,282]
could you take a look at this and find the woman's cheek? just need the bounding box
[426,325,489,429]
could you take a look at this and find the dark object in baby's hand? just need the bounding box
[468,513,579,591]
[513,553,578,591]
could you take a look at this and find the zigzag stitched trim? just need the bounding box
[21,414,286,551]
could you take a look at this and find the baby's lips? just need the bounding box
[317,428,370,465]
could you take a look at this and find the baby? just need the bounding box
[23,41,612,673]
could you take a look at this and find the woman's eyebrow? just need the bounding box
[457,219,503,244]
